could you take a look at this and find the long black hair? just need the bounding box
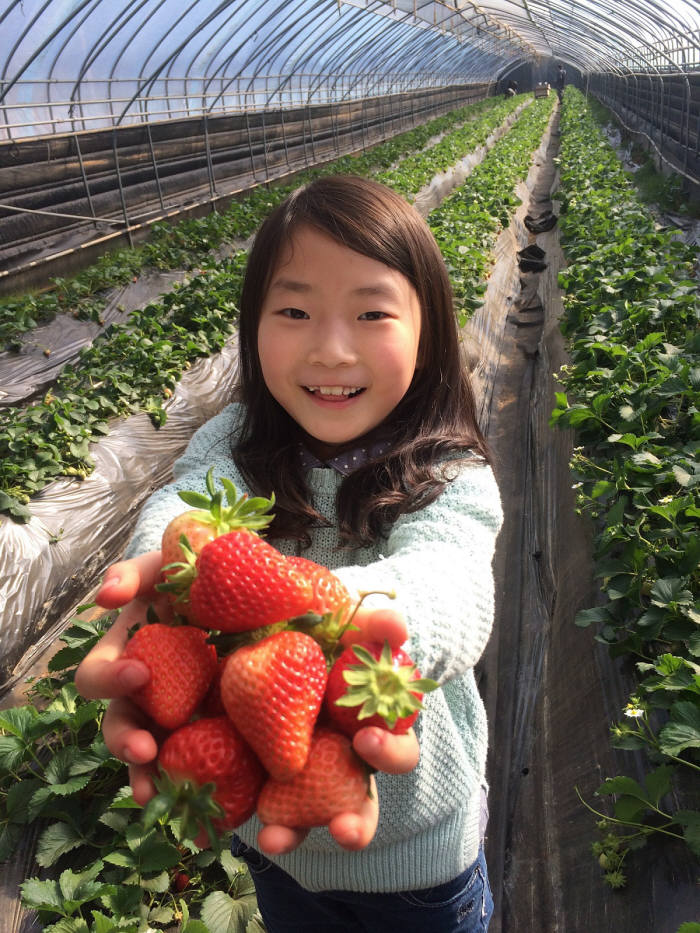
[235,174,489,547]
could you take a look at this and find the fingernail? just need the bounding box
[122,747,139,765]
[357,729,382,753]
[118,663,148,691]
[101,574,121,589]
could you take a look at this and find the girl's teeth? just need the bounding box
[307,386,361,396]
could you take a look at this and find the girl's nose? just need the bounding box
[306,321,358,367]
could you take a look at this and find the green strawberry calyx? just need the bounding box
[156,469,276,600]
[334,640,439,728]
[143,768,224,854]
[176,467,276,537]
[290,587,398,664]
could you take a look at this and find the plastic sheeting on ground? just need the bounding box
[0,337,239,690]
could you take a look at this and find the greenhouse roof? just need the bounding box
[1,0,699,139]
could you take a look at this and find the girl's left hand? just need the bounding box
[257,607,420,855]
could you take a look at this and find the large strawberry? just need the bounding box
[256,728,370,828]
[324,640,438,737]
[285,556,354,656]
[123,623,218,730]
[158,471,275,620]
[187,532,313,633]
[286,556,351,618]
[220,631,327,780]
[158,716,266,832]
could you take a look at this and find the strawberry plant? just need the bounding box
[552,86,700,889]
[427,94,556,324]
[0,95,506,351]
[0,612,265,932]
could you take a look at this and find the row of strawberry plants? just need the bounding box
[0,97,534,521]
[375,94,525,199]
[427,93,555,324]
[0,94,511,351]
[551,87,700,888]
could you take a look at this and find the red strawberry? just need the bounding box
[285,556,355,656]
[123,623,218,731]
[324,641,438,737]
[188,533,313,632]
[286,557,352,617]
[159,716,266,831]
[171,871,190,893]
[220,631,327,781]
[256,728,370,828]
[158,471,275,620]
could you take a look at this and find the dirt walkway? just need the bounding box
[480,107,697,933]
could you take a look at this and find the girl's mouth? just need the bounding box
[304,385,365,399]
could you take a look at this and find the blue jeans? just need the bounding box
[230,835,493,932]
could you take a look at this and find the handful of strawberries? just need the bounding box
[123,470,437,846]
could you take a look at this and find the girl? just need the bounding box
[76,175,503,932]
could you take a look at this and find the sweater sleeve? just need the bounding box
[124,404,248,558]
[331,460,503,685]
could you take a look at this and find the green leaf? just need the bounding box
[36,822,84,868]
[182,922,211,933]
[139,870,170,893]
[0,734,27,771]
[21,877,66,912]
[58,862,107,904]
[596,775,647,801]
[643,765,674,806]
[675,811,700,859]
[574,606,612,628]
[0,706,37,738]
[201,890,258,933]
[0,822,24,862]
[658,701,700,756]
[99,883,143,919]
[44,919,90,933]
[651,577,694,608]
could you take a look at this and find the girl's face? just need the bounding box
[257,224,422,455]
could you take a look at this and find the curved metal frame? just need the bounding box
[0,0,698,141]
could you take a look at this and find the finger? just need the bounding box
[353,726,420,774]
[97,551,165,609]
[257,824,309,855]
[102,697,159,764]
[74,612,150,700]
[129,762,159,807]
[343,606,408,649]
[327,775,378,850]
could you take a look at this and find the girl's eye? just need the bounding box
[358,310,389,321]
[280,307,308,320]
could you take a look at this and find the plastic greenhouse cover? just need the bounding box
[0,0,504,139]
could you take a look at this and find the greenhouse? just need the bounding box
[0,0,698,931]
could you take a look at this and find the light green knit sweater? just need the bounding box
[126,403,503,893]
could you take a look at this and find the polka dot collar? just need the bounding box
[298,440,390,476]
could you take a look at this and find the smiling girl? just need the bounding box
[76,175,503,932]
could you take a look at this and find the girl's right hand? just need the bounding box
[74,551,166,805]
